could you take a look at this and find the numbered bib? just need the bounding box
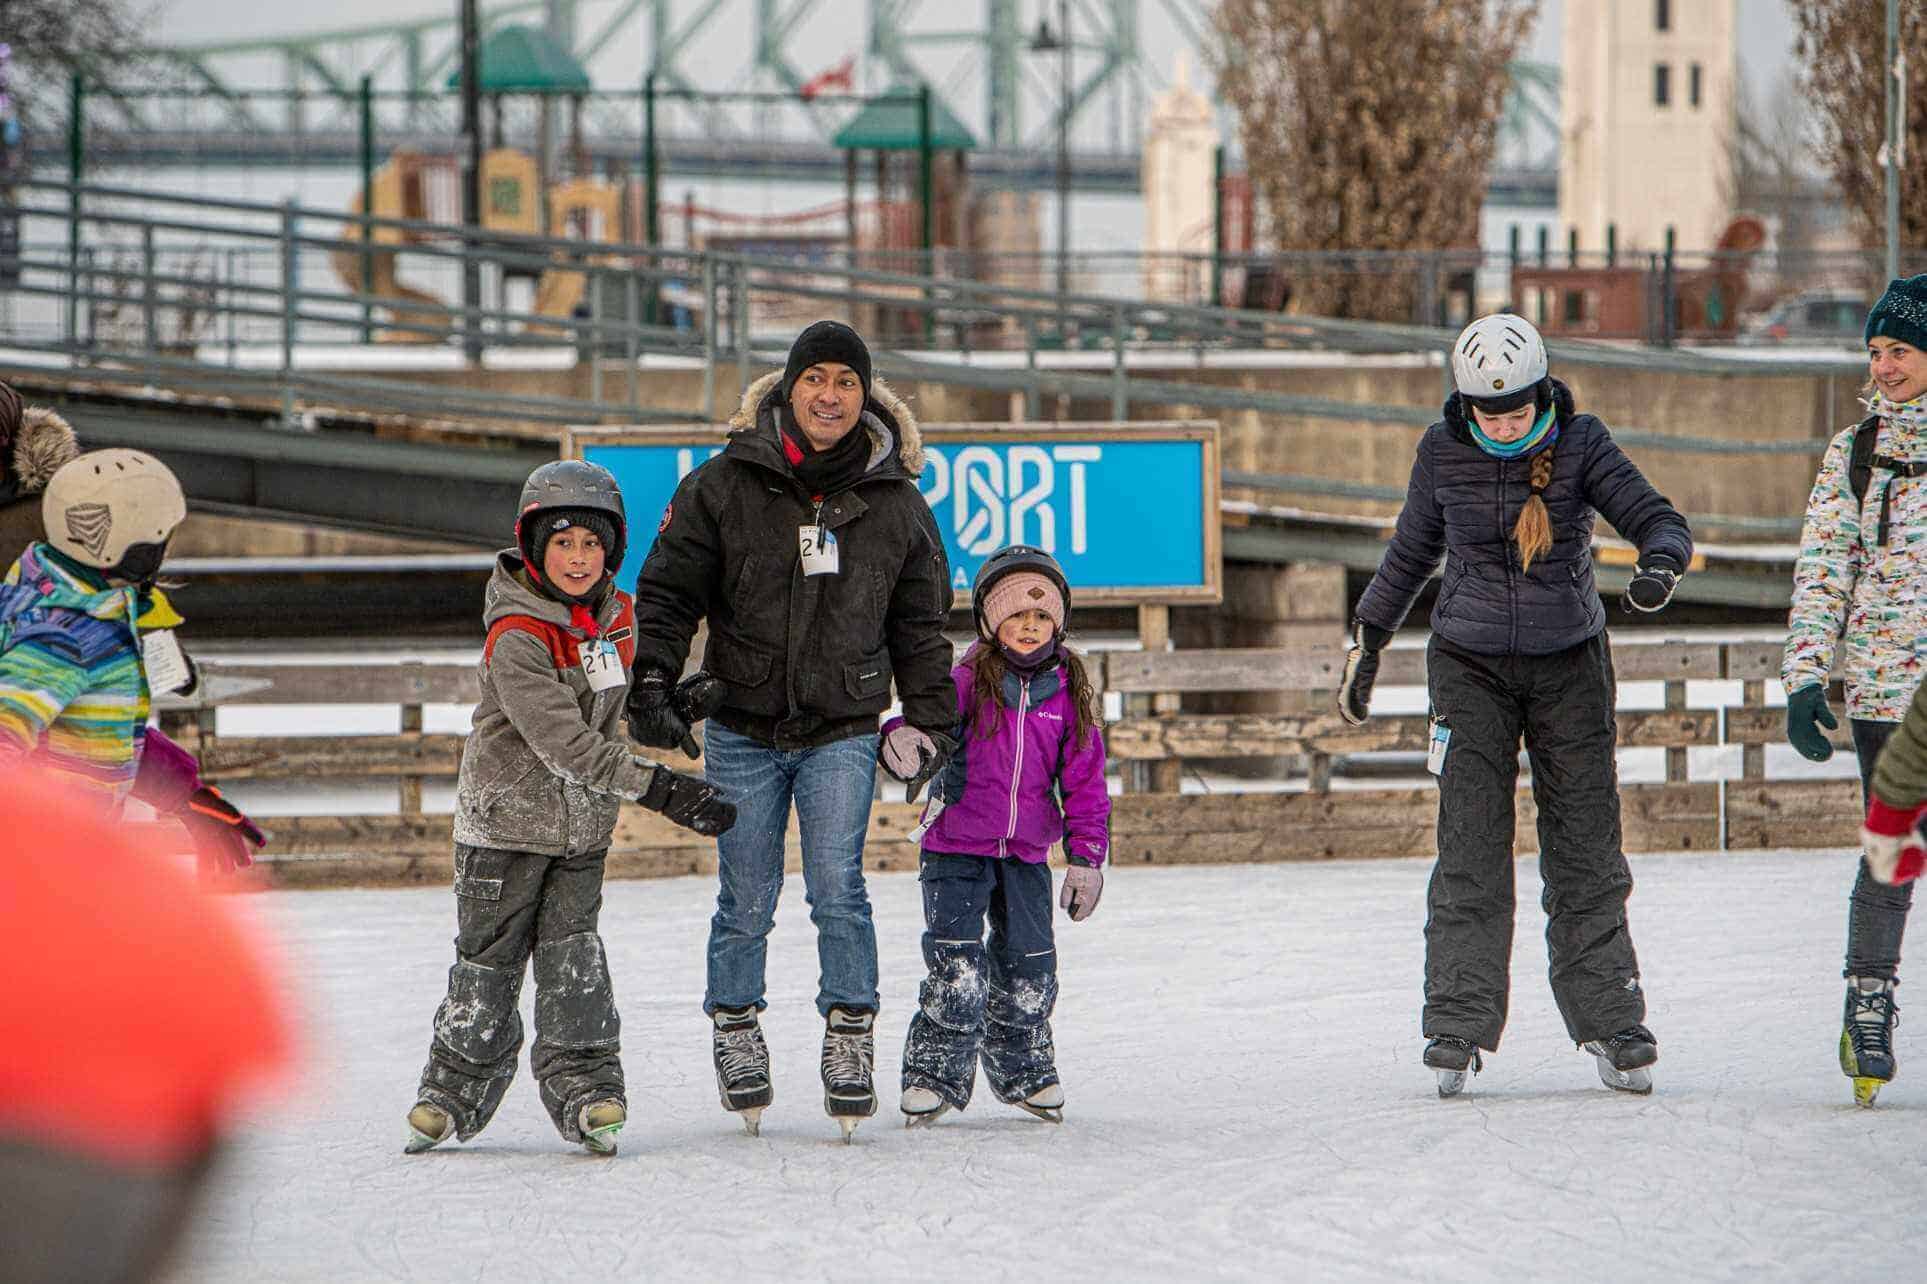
[799,524,841,577]
[579,639,628,692]
[141,629,193,695]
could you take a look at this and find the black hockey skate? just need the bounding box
[1582,1025,1657,1095]
[821,1006,878,1143]
[1423,1036,1482,1098]
[1841,976,1899,1107]
[712,1005,773,1135]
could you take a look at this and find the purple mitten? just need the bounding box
[1058,862,1104,922]
[131,728,204,813]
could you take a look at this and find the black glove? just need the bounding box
[1337,621,1393,726]
[639,764,737,836]
[1785,684,1838,763]
[627,669,725,757]
[1621,555,1682,614]
[180,784,267,874]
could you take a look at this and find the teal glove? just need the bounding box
[1786,684,1838,762]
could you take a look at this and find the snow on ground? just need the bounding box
[167,851,1927,1283]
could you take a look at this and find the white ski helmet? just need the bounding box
[1451,313,1549,412]
[41,449,187,578]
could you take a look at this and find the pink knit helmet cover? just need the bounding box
[980,571,1065,636]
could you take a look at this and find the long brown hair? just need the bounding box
[1515,446,1556,571]
[966,639,1100,751]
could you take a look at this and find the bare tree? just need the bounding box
[1213,0,1538,321]
[1794,2,1927,259]
[2,0,149,89]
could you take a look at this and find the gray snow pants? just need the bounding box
[417,844,623,1144]
[1848,718,1914,981]
[1423,634,1646,1052]
[900,853,1059,1110]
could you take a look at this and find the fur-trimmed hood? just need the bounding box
[727,369,926,478]
[6,407,80,497]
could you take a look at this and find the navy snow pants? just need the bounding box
[900,852,1059,1110]
[416,844,624,1144]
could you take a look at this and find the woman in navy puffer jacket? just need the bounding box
[1337,313,1693,1099]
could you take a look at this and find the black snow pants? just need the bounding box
[1423,633,1645,1052]
[417,844,624,1143]
[1847,718,1914,981]
[900,853,1059,1110]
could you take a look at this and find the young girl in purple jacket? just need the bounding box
[879,545,1109,1127]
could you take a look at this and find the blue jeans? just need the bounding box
[703,722,881,1017]
[900,852,1059,1109]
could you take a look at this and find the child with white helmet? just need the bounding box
[1338,314,1693,1098]
[0,448,265,873]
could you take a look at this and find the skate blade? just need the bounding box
[1853,1077,1884,1107]
[903,1106,950,1128]
[1016,1102,1064,1124]
[736,1107,765,1137]
[403,1127,446,1154]
[1436,1069,1469,1099]
[582,1126,622,1156]
[838,1116,861,1144]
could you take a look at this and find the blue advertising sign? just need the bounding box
[571,422,1221,605]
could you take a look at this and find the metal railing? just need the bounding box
[0,177,1873,538]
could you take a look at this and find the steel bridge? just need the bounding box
[23,1,1560,197]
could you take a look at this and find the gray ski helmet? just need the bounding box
[971,544,1071,642]
[515,459,627,571]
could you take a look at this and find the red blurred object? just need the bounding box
[0,765,292,1169]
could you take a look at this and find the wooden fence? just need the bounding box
[152,635,1863,889]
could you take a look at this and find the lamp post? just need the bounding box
[1885,0,1904,283]
[458,0,483,361]
[1030,2,1070,306]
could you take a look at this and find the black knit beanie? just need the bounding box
[782,320,872,401]
[524,507,619,574]
[1866,274,1927,353]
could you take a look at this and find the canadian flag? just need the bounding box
[800,56,856,101]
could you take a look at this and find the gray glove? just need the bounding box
[880,724,958,804]
[1059,861,1104,922]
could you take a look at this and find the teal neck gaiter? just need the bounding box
[1468,403,1557,460]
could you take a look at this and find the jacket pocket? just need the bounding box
[705,634,776,698]
[453,844,510,901]
[729,551,762,617]
[843,647,894,703]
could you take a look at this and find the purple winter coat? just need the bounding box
[886,649,1110,866]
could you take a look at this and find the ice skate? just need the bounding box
[1841,976,1899,1107]
[900,1085,951,1128]
[821,1006,878,1143]
[1582,1025,1657,1095]
[579,1100,625,1155]
[1015,1083,1064,1123]
[712,1005,773,1136]
[1423,1036,1482,1098]
[403,1101,453,1154]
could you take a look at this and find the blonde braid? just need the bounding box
[1515,447,1556,571]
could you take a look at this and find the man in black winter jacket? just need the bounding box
[629,320,954,1137]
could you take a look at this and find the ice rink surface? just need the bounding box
[170,851,1927,1283]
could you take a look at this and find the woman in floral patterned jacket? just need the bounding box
[1782,274,1927,1105]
